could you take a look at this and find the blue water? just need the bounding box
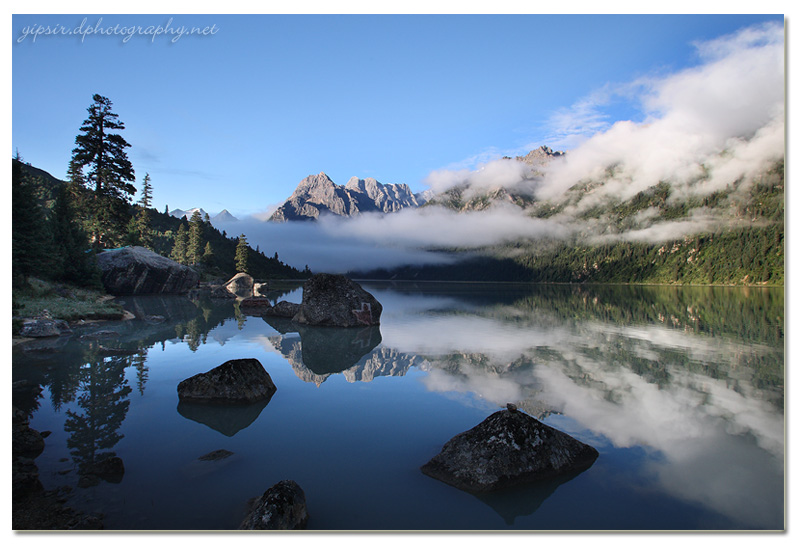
[13,282,784,530]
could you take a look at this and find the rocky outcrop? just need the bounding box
[13,407,44,459]
[19,318,72,338]
[239,480,309,530]
[97,246,199,295]
[77,455,125,487]
[239,297,272,315]
[269,172,426,222]
[421,407,598,493]
[264,301,301,318]
[225,273,254,298]
[177,359,277,404]
[292,274,382,327]
[515,145,566,167]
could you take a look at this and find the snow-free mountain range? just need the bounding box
[267,146,564,222]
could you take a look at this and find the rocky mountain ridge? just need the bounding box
[269,172,430,222]
[268,146,565,221]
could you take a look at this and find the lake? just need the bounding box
[12,281,784,531]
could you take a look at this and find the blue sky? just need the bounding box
[11,12,785,218]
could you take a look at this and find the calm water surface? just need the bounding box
[12,282,784,530]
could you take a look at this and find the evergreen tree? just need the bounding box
[187,210,204,265]
[12,160,52,283]
[139,173,153,208]
[165,204,169,215]
[135,208,153,249]
[50,184,98,286]
[235,233,249,274]
[68,94,136,248]
[202,241,214,266]
[170,223,189,264]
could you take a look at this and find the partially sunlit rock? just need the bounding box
[421,408,598,493]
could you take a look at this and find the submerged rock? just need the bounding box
[292,273,382,327]
[177,359,277,404]
[97,246,199,295]
[198,449,234,461]
[78,455,125,487]
[239,480,309,530]
[421,408,598,493]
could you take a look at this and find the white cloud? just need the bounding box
[537,21,784,206]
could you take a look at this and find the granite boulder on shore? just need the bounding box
[97,246,198,295]
[421,407,599,493]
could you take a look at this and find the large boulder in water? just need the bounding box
[292,273,382,327]
[239,480,309,530]
[177,359,277,404]
[97,246,199,295]
[421,407,599,493]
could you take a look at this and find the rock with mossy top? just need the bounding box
[421,407,598,493]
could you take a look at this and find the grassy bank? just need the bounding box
[12,278,126,332]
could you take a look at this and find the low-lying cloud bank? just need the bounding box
[240,22,783,274]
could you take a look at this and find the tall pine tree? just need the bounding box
[235,233,249,274]
[170,223,189,264]
[138,173,153,208]
[187,210,204,265]
[68,94,136,248]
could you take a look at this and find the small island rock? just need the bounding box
[292,273,382,327]
[177,359,277,404]
[239,480,308,530]
[421,409,598,493]
[225,273,254,298]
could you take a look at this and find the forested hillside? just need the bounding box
[358,160,784,286]
[12,157,310,285]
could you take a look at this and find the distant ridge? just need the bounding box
[169,207,238,223]
[269,172,428,222]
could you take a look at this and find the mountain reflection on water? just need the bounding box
[12,282,783,530]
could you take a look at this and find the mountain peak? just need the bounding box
[269,174,420,222]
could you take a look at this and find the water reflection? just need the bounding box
[11,282,783,529]
[64,345,132,486]
[367,283,784,528]
[473,470,589,525]
[264,317,382,374]
[176,398,273,437]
